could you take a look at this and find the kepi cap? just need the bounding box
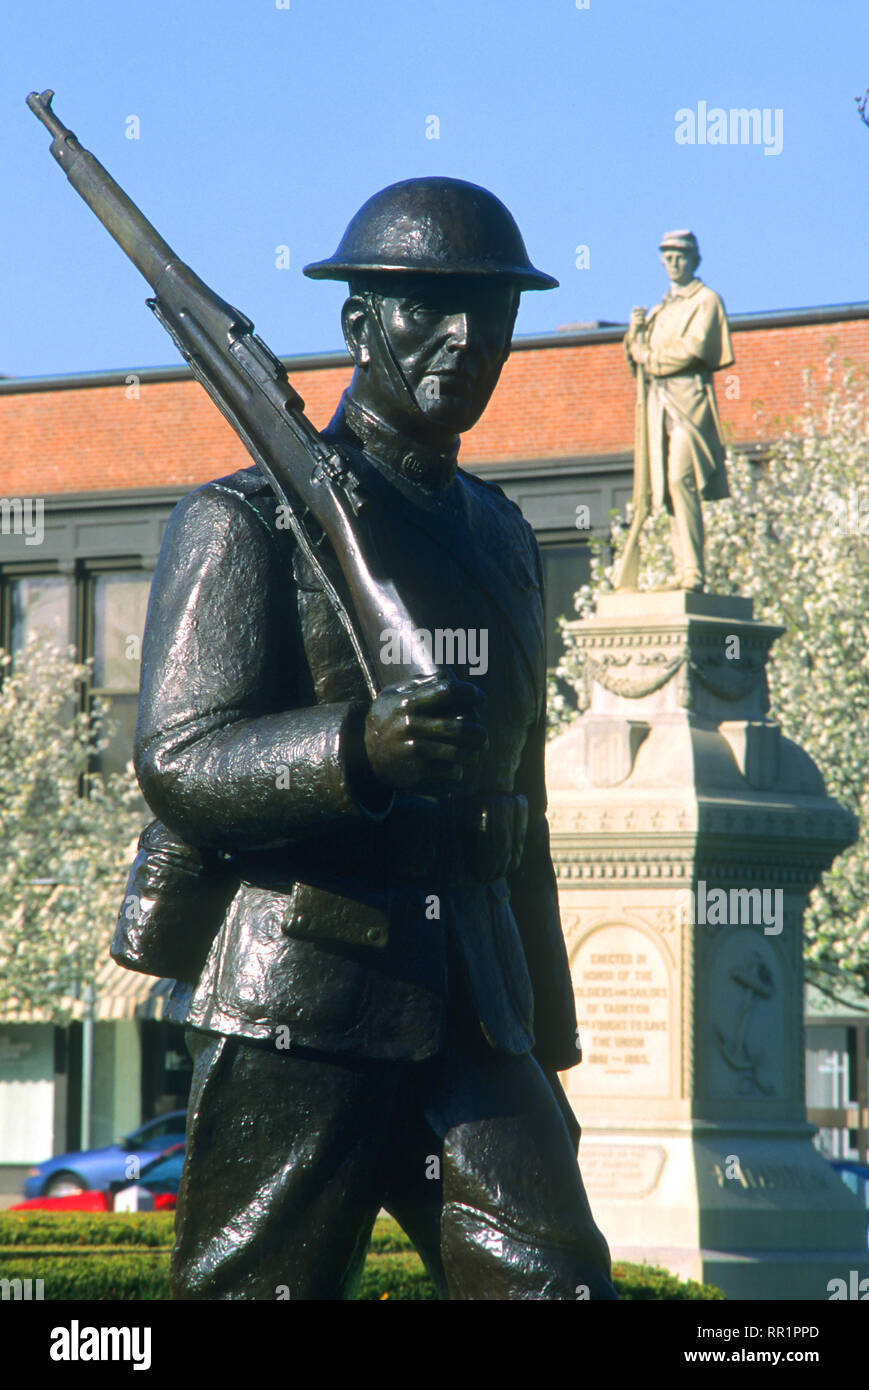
[659,229,700,256]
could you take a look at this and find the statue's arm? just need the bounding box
[507,540,581,1074]
[623,329,638,376]
[509,715,580,1072]
[134,483,387,853]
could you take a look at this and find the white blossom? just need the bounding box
[0,633,143,1020]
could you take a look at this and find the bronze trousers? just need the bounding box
[170,990,616,1300]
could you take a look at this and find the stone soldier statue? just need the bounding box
[616,230,733,592]
[133,177,616,1300]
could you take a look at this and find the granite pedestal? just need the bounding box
[547,591,869,1299]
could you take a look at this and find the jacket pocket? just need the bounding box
[281,880,389,950]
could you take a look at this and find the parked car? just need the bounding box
[827,1158,869,1248]
[22,1110,187,1198]
[12,1144,185,1213]
[828,1159,869,1201]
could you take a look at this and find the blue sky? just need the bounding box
[4,0,869,377]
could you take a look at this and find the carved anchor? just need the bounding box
[714,952,774,1096]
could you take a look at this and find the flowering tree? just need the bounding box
[0,634,143,1020]
[551,360,869,1004]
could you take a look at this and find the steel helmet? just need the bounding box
[303,176,558,290]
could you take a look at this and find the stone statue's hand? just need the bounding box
[362,675,488,790]
[629,305,647,332]
[629,340,649,367]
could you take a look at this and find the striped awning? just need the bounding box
[89,957,177,1021]
[0,957,177,1024]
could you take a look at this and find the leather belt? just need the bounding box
[232,792,530,894]
[386,791,529,888]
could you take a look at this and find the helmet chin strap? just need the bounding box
[361,291,432,426]
[359,287,517,433]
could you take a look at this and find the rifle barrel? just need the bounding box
[27,89,177,290]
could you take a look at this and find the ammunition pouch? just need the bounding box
[111,821,239,984]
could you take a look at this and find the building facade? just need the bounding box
[1,303,867,1188]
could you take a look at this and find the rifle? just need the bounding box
[613,312,651,590]
[26,89,443,698]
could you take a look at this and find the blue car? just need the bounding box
[23,1110,187,1198]
[828,1159,869,1249]
[829,1159,869,1200]
[109,1144,186,1202]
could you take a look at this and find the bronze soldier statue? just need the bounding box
[25,94,615,1300]
[616,230,733,592]
[141,179,614,1300]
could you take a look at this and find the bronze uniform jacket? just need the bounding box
[133,408,579,1071]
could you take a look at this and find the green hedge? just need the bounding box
[612,1262,725,1301]
[0,1213,725,1300]
[367,1218,417,1255]
[357,1251,438,1300]
[0,1211,174,1248]
[0,1250,170,1301]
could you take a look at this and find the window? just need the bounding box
[1,567,153,781]
[9,576,74,660]
[807,1024,862,1161]
[540,541,591,669]
[89,572,153,777]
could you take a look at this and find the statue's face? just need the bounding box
[661,249,698,286]
[365,278,519,436]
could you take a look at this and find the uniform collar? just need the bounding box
[338,392,459,492]
[664,276,704,301]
